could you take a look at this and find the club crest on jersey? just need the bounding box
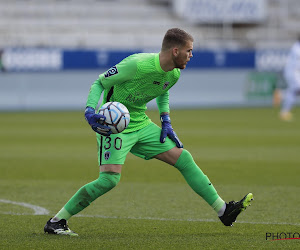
[163,81,170,89]
[104,66,118,78]
[104,151,111,160]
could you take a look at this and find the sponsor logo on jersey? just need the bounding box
[104,66,118,78]
[163,81,170,89]
[104,151,111,160]
[153,81,160,85]
[125,92,153,103]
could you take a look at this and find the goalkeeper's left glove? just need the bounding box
[160,114,183,148]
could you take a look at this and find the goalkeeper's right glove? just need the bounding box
[84,107,111,136]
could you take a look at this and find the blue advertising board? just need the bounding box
[0,48,287,72]
[63,50,141,70]
[63,49,255,70]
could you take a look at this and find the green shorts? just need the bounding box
[96,122,176,165]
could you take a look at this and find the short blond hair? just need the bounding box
[162,28,194,51]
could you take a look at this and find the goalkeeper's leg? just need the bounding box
[44,171,121,235]
[169,149,253,226]
[55,171,120,220]
[173,149,226,215]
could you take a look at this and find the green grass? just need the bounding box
[1,107,300,249]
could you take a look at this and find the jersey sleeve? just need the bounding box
[86,78,104,108]
[99,55,138,89]
[156,91,170,114]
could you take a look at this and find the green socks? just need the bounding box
[53,150,225,222]
[174,149,225,214]
[53,172,121,221]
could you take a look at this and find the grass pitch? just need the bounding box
[0,107,300,249]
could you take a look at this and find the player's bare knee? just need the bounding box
[100,164,122,173]
[155,147,183,165]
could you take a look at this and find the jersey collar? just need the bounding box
[155,53,166,73]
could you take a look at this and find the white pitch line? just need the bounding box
[0,199,299,226]
[0,199,49,215]
[75,214,300,226]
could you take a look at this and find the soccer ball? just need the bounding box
[98,102,130,134]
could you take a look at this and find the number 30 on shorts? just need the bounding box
[103,136,122,150]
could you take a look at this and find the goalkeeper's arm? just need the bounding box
[156,91,170,114]
[86,79,104,109]
[156,92,183,148]
[84,79,111,136]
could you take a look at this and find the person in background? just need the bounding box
[277,35,300,121]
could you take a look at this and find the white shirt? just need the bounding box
[284,41,300,87]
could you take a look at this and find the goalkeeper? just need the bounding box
[44,28,253,236]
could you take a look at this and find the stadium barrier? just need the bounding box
[0,48,293,111]
[0,48,289,72]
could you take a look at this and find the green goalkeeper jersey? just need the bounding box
[86,53,181,133]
